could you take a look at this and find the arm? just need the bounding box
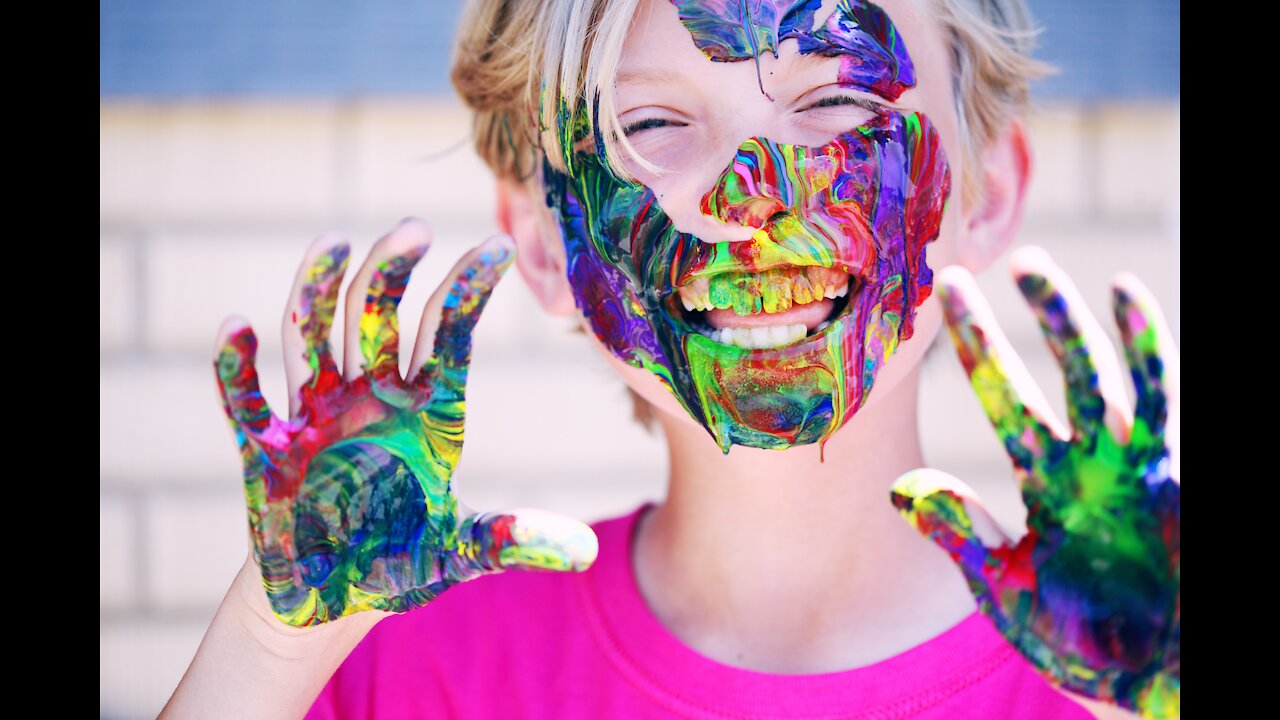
[160,556,386,720]
[163,220,599,717]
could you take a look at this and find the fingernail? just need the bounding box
[1015,272,1047,299]
[481,238,515,268]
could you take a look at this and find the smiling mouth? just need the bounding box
[665,266,860,350]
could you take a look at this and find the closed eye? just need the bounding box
[623,118,686,137]
[802,95,884,113]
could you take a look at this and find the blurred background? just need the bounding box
[100,1,1179,717]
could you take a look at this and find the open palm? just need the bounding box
[890,246,1179,718]
[213,220,598,627]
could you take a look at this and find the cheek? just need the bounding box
[851,120,957,412]
[867,287,944,402]
[631,159,758,245]
[582,318,705,429]
[539,206,572,271]
[917,185,962,273]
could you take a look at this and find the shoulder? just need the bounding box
[947,630,1098,719]
[889,609,1096,719]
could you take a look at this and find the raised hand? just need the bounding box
[889,246,1179,718]
[212,219,599,627]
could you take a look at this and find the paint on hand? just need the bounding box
[214,243,596,626]
[542,0,950,454]
[892,270,1180,718]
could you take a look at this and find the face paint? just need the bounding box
[542,0,950,453]
[672,0,914,100]
[214,243,594,626]
[891,268,1180,717]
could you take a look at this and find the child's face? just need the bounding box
[542,0,962,453]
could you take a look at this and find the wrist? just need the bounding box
[1051,684,1163,720]
[160,555,391,719]
[227,554,389,660]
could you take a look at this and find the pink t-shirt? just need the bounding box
[306,501,1091,719]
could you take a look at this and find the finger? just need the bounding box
[1010,246,1133,445]
[410,235,516,408]
[213,316,281,517]
[449,507,599,581]
[360,241,430,406]
[1111,272,1180,481]
[281,233,351,418]
[936,265,1068,481]
[342,218,433,384]
[890,468,1011,579]
[214,315,278,436]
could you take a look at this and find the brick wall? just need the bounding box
[99,98,1179,719]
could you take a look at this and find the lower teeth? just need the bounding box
[696,323,807,349]
[683,279,853,349]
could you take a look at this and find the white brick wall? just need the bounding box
[345,101,499,224]
[145,493,251,609]
[101,620,211,719]
[100,237,139,352]
[100,98,1179,719]
[101,102,342,224]
[1022,104,1090,217]
[100,362,255,487]
[1096,104,1181,217]
[100,496,138,611]
[145,235,312,356]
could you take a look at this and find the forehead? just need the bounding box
[649,0,918,100]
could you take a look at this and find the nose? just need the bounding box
[700,136,813,235]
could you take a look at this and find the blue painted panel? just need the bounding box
[1028,0,1180,99]
[99,0,1179,99]
[100,0,463,95]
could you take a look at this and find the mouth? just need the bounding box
[665,265,859,350]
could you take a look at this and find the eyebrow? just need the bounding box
[616,66,682,86]
[616,50,839,88]
[790,52,839,71]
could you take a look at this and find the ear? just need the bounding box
[496,177,579,317]
[955,116,1032,274]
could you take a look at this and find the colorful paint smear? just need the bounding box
[672,0,915,100]
[542,0,950,454]
[890,267,1180,718]
[214,242,597,626]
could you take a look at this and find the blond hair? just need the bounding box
[452,0,1052,208]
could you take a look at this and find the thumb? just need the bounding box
[890,468,1011,575]
[453,507,600,578]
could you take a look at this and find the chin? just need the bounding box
[598,301,939,457]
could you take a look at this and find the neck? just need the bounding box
[634,363,977,673]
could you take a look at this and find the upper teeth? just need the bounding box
[677,266,851,315]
